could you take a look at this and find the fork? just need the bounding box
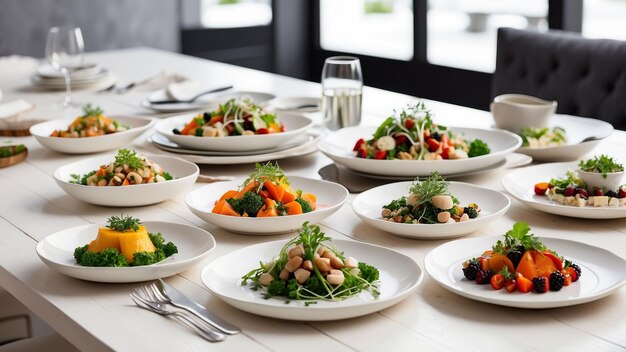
[130,290,225,342]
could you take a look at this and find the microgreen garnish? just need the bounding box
[241,162,288,191]
[82,103,103,117]
[578,154,624,178]
[409,171,452,206]
[492,221,545,254]
[106,214,141,232]
[114,149,144,170]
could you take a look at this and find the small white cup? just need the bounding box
[490,94,557,133]
[578,170,624,192]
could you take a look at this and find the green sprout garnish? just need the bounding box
[114,149,144,170]
[106,214,141,232]
[578,155,624,178]
[242,162,288,192]
[82,103,103,117]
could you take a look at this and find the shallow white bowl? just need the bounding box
[54,154,199,207]
[37,221,216,283]
[201,238,423,320]
[318,126,522,177]
[155,112,313,152]
[516,114,614,162]
[425,236,626,309]
[352,181,510,239]
[30,116,154,154]
[185,176,348,235]
[502,162,626,219]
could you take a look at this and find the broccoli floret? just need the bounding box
[228,191,263,216]
[74,247,129,267]
[358,262,380,283]
[295,198,313,213]
[133,249,166,266]
[303,276,327,296]
[463,206,479,219]
[162,242,178,257]
[468,139,490,158]
[266,279,286,297]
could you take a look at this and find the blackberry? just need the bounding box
[506,245,525,268]
[172,128,181,135]
[549,271,565,291]
[203,112,212,122]
[532,277,549,293]
[606,190,619,198]
[570,263,582,278]
[475,269,492,285]
[431,131,441,141]
[462,260,480,280]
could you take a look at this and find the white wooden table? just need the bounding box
[1,48,625,352]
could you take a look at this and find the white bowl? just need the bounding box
[37,221,216,283]
[30,116,154,154]
[318,126,522,177]
[578,169,624,192]
[155,112,313,152]
[352,181,511,239]
[185,176,348,235]
[491,94,556,133]
[54,154,199,207]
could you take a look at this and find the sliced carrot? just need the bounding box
[180,119,198,135]
[259,189,270,199]
[281,189,297,204]
[220,201,241,217]
[86,130,101,137]
[212,199,226,214]
[235,181,260,198]
[122,178,130,186]
[263,181,285,202]
[50,130,60,137]
[95,166,108,177]
[301,193,317,210]
[218,190,238,203]
[209,115,224,125]
[257,198,278,217]
[285,201,303,215]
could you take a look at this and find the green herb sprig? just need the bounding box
[241,162,288,192]
[114,149,144,170]
[106,214,141,232]
[578,154,624,178]
[82,103,103,117]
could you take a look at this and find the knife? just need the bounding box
[156,279,241,335]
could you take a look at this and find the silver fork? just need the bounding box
[130,289,225,342]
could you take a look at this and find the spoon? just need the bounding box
[148,85,233,105]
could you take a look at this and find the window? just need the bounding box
[427,0,549,72]
[582,0,626,40]
[319,0,414,61]
[200,0,272,28]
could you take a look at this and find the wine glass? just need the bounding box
[45,26,85,107]
[321,56,363,130]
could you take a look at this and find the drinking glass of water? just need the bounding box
[45,26,85,107]
[321,56,363,130]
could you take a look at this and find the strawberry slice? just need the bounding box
[374,150,388,160]
[426,138,440,152]
[542,251,563,271]
[256,128,269,134]
[356,148,368,159]
[619,186,626,198]
[490,273,505,290]
[516,273,533,293]
[563,267,578,282]
[404,119,415,130]
[561,271,572,286]
[394,135,408,146]
[353,138,366,151]
[504,279,517,293]
[479,256,490,271]
[534,182,549,196]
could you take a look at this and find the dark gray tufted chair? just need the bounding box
[492,27,626,130]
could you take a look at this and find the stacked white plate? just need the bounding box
[31,64,116,91]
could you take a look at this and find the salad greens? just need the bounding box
[519,127,567,147]
[578,154,623,178]
[241,222,380,302]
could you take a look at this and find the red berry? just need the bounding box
[356,148,368,158]
[564,186,576,197]
[256,128,269,134]
[404,119,415,129]
[490,274,505,290]
[563,267,579,282]
[542,251,563,271]
[374,150,388,160]
[534,182,549,196]
[426,138,440,152]
[504,279,517,293]
[516,273,533,293]
[441,147,453,159]
[618,186,626,198]
[353,138,366,151]
[394,135,408,145]
[532,276,549,293]
[561,271,572,286]
[479,257,490,271]
[576,188,589,199]
[593,187,604,196]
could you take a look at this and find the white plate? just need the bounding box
[153,130,321,165]
[36,63,102,79]
[318,126,522,177]
[141,90,275,113]
[149,132,311,157]
[267,97,321,113]
[31,73,117,91]
[155,112,313,152]
[54,154,199,207]
[516,114,614,162]
[36,221,216,283]
[201,238,423,320]
[425,236,626,309]
[502,162,626,219]
[30,116,155,154]
[352,182,511,239]
[186,176,348,235]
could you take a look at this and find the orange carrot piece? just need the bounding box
[257,198,278,217]
[235,181,260,198]
[122,178,130,186]
[218,190,238,203]
[263,181,285,202]
[180,119,198,135]
[212,199,226,214]
[220,201,241,217]
[95,166,108,177]
[301,193,317,210]
[281,189,297,204]
[285,201,303,215]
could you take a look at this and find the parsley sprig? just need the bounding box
[106,214,141,232]
[114,149,144,170]
[82,103,103,117]
[492,221,545,254]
